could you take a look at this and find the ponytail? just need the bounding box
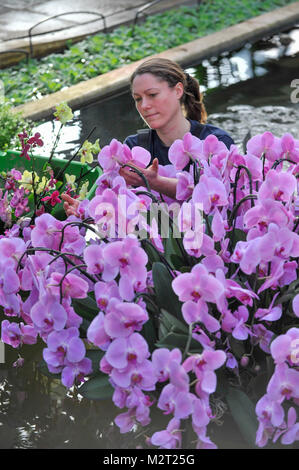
[131,58,207,124]
[183,72,207,124]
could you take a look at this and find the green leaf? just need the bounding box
[179,266,192,273]
[164,234,184,259]
[231,228,247,243]
[170,254,185,270]
[215,368,229,397]
[156,331,188,350]
[229,335,246,360]
[248,372,269,401]
[143,241,161,265]
[72,295,99,321]
[158,321,169,341]
[158,310,174,340]
[78,374,114,400]
[79,317,91,335]
[156,331,201,352]
[38,359,61,379]
[85,349,105,376]
[287,278,299,292]
[152,262,182,319]
[50,203,67,221]
[160,309,189,334]
[226,387,258,448]
[274,292,296,306]
[141,316,158,353]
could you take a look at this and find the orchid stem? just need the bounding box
[183,322,195,360]
[121,163,151,193]
[48,122,63,164]
[55,126,96,182]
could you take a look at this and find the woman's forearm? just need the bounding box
[150,176,178,199]
[119,162,178,199]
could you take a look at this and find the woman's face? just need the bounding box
[132,73,184,130]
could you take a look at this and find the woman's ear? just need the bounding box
[175,81,184,100]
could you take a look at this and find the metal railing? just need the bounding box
[134,0,166,25]
[28,11,108,57]
[1,1,203,67]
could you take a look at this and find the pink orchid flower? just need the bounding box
[202,134,228,160]
[176,167,194,200]
[172,263,225,310]
[123,144,151,169]
[192,174,228,214]
[280,133,299,162]
[258,169,296,203]
[246,131,282,162]
[150,418,182,449]
[169,132,203,170]
[270,327,299,366]
[98,138,126,172]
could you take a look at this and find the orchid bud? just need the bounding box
[240,355,249,367]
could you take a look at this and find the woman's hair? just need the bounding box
[130,57,207,124]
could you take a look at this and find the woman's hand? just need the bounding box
[119,158,177,199]
[119,158,159,189]
[61,193,80,217]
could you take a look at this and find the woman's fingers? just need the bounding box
[61,193,76,204]
[61,193,80,216]
[151,158,159,173]
[119,167,143,186]
[63,202,74,216]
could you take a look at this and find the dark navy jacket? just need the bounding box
[124,120,234,166]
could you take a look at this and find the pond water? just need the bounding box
[1,25,299,450]
[34,25,299,158]
[0,342,150,449]
[0,341,249,450]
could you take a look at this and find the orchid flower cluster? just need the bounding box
[1,129,299,449]
[0,131,64,231]
[0,103,99,233]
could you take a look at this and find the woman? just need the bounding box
[62,57,234,214]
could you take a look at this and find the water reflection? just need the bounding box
[191,27,299,92]
[0,340,252,449]
[1,334,184,449]
[0,342,141,449]
[208,104,299,150]
[36,114,82,159]
[34,25,299,160]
